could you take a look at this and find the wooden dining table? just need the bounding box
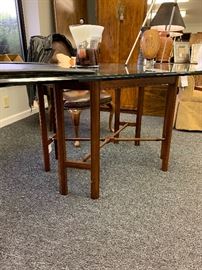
[1,62,202,199]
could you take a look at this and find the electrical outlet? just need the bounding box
[48,142,53,153]
[3,96,9,108]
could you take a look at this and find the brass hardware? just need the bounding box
[117,1,125,21]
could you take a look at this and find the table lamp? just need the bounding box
[150,2,185,32]
[150,2,186,63]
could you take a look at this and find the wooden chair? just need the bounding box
[28,34,114,147]
[62,89,113,146]
[49,36,114,147]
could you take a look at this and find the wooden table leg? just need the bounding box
[90,82,100,199]
[48,87,58,160]
[53,85,67,195]
[161,83,170,161]
[135,86,144,146]
[38,85,50,172]
[114,88,121,143]
[161,82,178,171]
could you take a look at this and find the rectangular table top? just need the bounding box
[0,62,202,86]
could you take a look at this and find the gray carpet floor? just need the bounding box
[0,111,201,270]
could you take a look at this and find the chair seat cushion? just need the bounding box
[63,90,112,109]
[175,101,202,131]
[179,89,202,102]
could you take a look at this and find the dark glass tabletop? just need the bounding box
[0,62,202,84]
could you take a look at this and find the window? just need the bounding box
[0,0,27,59]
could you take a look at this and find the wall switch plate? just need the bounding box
[3,96,9,108]
[48,142,53,153]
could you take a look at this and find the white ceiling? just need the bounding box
[148,0,202,32]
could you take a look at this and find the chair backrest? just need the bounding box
[178,76,196,101]
[194,75,202,87]
[53,34,75,55]
[27,34,75,106]
[27,35,52,63]
[178,76,202,103]
[27,33,75,63]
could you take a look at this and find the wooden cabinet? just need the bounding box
[53,0,166,116]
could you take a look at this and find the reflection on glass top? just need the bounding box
[98,63,202,75]
[0,62,202,81]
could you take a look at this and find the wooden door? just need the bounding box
[96,0,147,111]
[96,0,147,64]
[53,0,88,46]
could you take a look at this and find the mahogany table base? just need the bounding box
[38,76,178,199]
[1,63,201,199]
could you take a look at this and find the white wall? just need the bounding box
[22,0,40,42]
[185,23,202,34]
[0,86,33,128]
[0,0,54,128]
[22,0,54,42]
[38,0,55,36]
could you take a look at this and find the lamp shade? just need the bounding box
[150,3,185,32]
[169,31,184,37]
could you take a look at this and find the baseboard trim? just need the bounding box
[0,107,39,128]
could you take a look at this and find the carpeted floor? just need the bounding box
[0,111,201,270]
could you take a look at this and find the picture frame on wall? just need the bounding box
[174,42,190,63]
[190,43,202,64]
[172,63,189,72]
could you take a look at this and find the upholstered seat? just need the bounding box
[38,34,114,147]
[174,76,202,131]
[63,90,112,108]
[62,89,114,146]
[27,34,114,147]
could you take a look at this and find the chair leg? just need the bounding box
[69,109,81,147]
[107,102,115,132]
[135,86,144,146]
[48,88,55,132]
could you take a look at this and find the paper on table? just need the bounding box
[69,24,104,49]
